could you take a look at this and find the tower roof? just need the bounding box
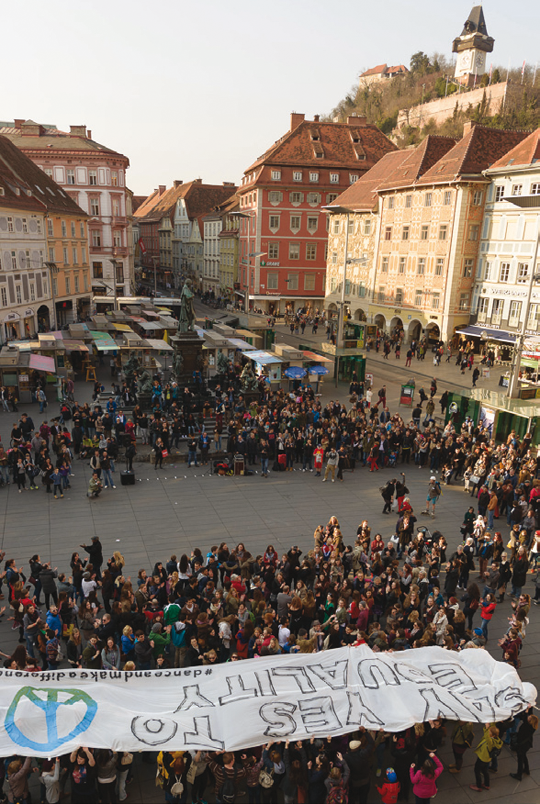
[461,5,489,37]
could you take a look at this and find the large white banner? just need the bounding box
[1,645,535,757]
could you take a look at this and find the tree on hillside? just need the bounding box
[410,51,431,74]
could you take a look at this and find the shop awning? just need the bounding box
[89,331,117,351]
[455,325,516,344]
[29,354,56,372]
[113,323,133,332]
[146,339,173,352]
[302,350,333,363]
[228,338,257,350]
[235,329,263,341]
[136,320,166,331]
[243,350,283,364]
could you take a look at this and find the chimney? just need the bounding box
[158,185,166,195]
[223,182,235,186]
[313,114,320,123]
[347,115,367,126]
[173,180,183,188]
[21,120,43,137]
[463,121,476,136]
[70,125,87,137]
[290,112,305,131]
[87,130,92,140]
[14,119,24,129]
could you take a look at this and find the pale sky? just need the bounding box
[3,0,539,196]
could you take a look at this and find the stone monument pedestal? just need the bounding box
[170,332,205,384]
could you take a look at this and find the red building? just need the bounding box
[237,113,396,315]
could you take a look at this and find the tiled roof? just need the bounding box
[0,121,128,161]
[461,5,489,37]
[376,136,458,191]
[245,119,397,173]
[0,134,86,215]
[416,125,529,184]
[360,64,387,78]
[136,182,238,225]
[327,150,411,212]
[132,195,148,213]
[488,128,540,169]
[386,65,409,75]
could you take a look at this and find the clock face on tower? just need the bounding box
[476,51,486,72]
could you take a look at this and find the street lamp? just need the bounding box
[150,256,159,297]
[502,194,540,398]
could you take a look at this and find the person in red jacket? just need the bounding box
[377,767,400,803]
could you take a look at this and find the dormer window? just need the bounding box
[330,173,339,184]
[293,171,303,182]
[271,170,281,181]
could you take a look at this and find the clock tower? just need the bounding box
[453,5,494,84]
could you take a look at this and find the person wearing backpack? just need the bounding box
[206,751,247,804]
[324,752,350,804]
[469,724,502,792]
[448,721,474,772]
[423,476,441,518]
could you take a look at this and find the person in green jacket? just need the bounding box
[470,724,503,792]
[150,622,171,659]
[449,721,474,772]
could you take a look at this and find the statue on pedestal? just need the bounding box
[124,354,140,380]
[172,349,184,382]
[240,362,258,391]
[177,279,195,334]
[136,369,153,396]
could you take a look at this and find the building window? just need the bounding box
[30,283,35,301]
[293,171,302,182]
[420,225,429,240]
[93,262,103,279]
[47,219,53,236]
[363,218,371,235]
[425,192,432,207]
[384,226,392,241]
[402,226,410,240]
[531,183,540,195]
[307,216,318,232]
[92,231,101,247]
[309,172,319,183]
[330,173,339,183]
[332,252,338,265]
[395,287,403,304]
[307,192,320,205]
[443,191,452,205]
[111,171,118,186]
[268,191,282,204]
[65,275,71,295]
[44,168,53,179]
[36,219,42,235]
[494,185,505,202]
[528,304,540,329]
[499,262,510,282]
[116,263,124,283]
[306,244,317,261]
[381,256,389,273]
[11,251,17,270]
[349,174,359,184]
[66,169,75,185]
[16,285,22,303]
[304,273,315,290]
[469,224,479,241]
[268,243,279,259]
[48,246,55,262]
[89,170,97,186]
[333,220,340,235]
[0,287,6,306]
[61,220,67,236]
[415,290,423,307]
[267,272,278,290]
[63,247,69,264]
[432,293,440,309]
[290,192,303,205]
[7,217,13,232]
[287,273,298,289]
[438,224,448,240]
[74,274,79,293]
[271,170,281,181]
[399,257,406,274]
[473,190,483,206]
[477,297,489,321]
[72,247,78,264]
[21,218,28,233]
[269,215,280,230]
[90,198,100,216]
[378,286,385,302]
[387,197,395,210]
[509,300,522,325]
[290,215,301,232]
[289,244,300,260]
[463,258,474,277]
[417,258,426,275]
[70,221,75,237]
[435,258,444,276]
[484,261,491,280]
[81,246,87,263]
[459,293,468,311]
[511,184,523,197]
[405,195,412,208]
[514,262,529,284]
[113,230,122,247]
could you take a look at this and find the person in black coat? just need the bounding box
[381,480,396,515]
[444,560,460,601]
[81,536,103,579]
[510,708,538,780]
[344,729,374,804]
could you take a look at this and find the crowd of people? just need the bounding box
[0,491,537,804]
